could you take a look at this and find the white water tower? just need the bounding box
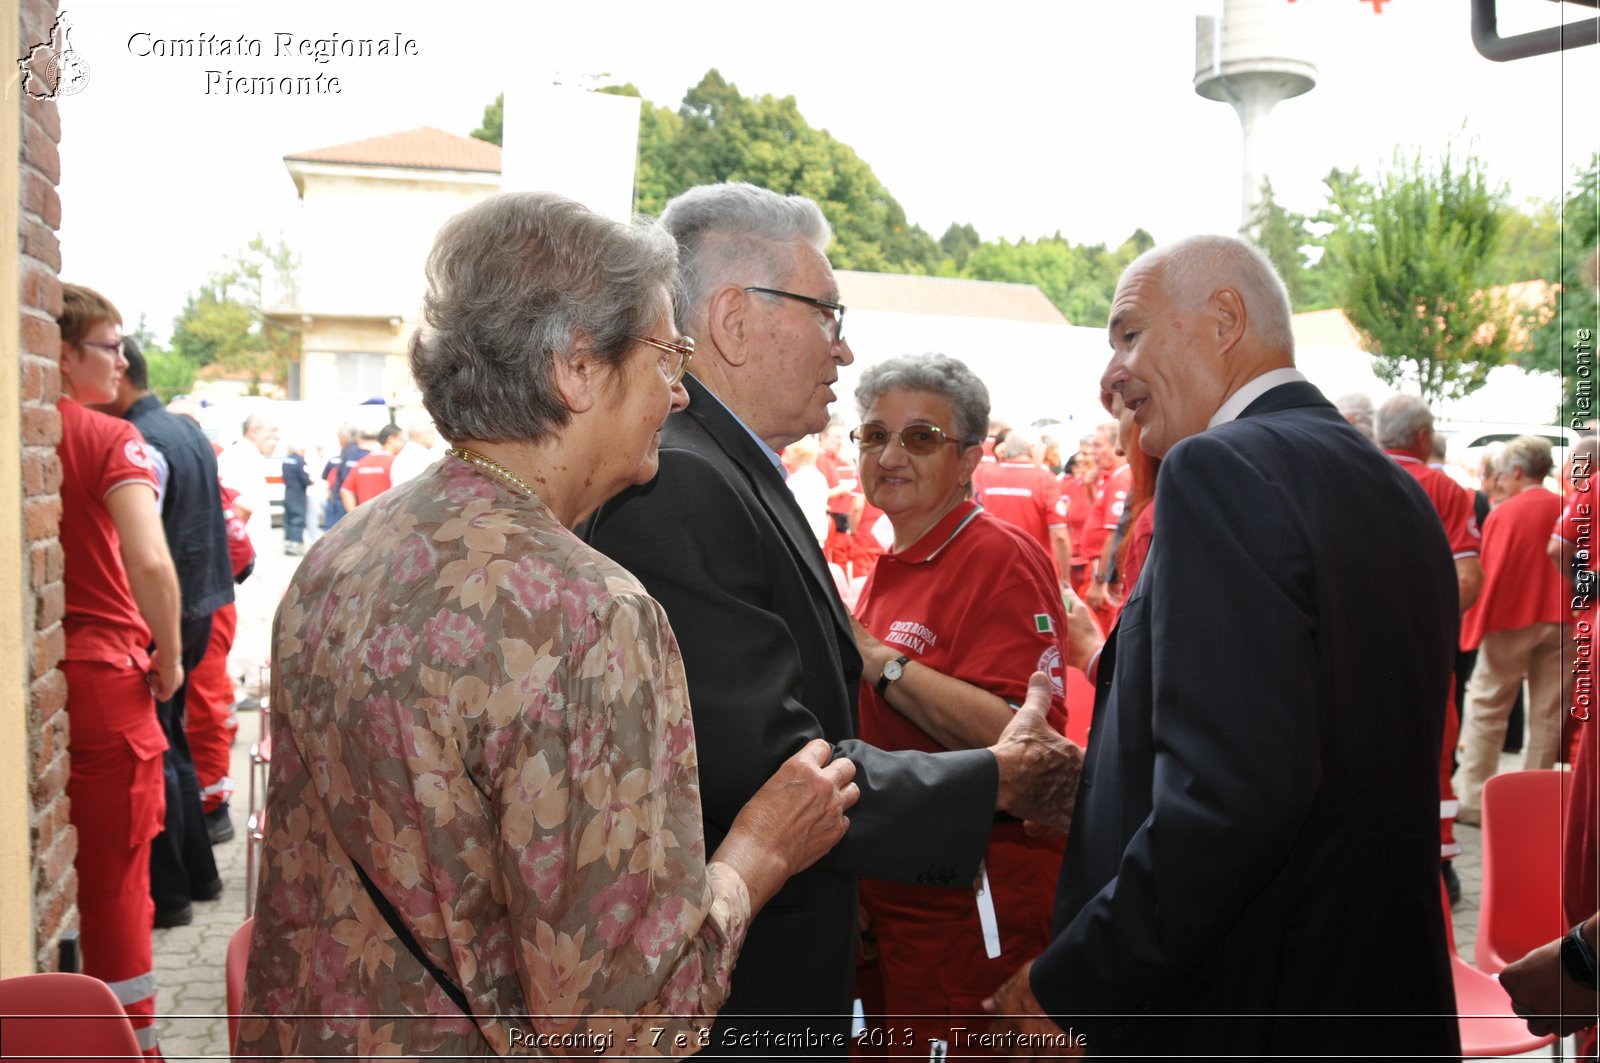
[1195,0,1318,232]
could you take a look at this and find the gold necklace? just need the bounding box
[447,447,535,497]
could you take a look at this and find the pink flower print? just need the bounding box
[501,556,561,615]
[558,583,596,632]
[630,893,689,961]
[588,871,649,950]
[391,534,434,585]
[366,694,409,759]
[660,950,708,1014]
[423,608,486,668]
[443,465,499,505]
[363,624,417,681]
[518,832,568,905]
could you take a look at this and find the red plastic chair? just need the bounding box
[226,916,255,1055]
[1441,878,1557,1057]
[0,971,143,1061]
[1477,769,1567,974]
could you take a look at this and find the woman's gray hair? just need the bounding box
[409,192,679,445]
[660,182,832,331]
[854,354,990,447]
[1501,435,1554,482]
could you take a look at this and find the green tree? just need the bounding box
[1526,154,1599,423]
[939,223,982,271]
[145,350,199,402]
[170,236,300,395]
[1492,196,1563,286]
[471,93,503,146]
[955,232,1145,325]
[1249,176,1335,310]
[1320,145,1519,402]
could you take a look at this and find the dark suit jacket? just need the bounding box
[581,375,997,1047]
[1031,382,1461,1059]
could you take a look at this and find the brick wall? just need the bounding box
[18,0,71,972]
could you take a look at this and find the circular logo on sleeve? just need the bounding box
[1038,645,1064,698]
[124,440,155,469]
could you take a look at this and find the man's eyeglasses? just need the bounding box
[744,287,846,343]
[850,422,974,456]
[636,335,695,386]
[78,339,124,356]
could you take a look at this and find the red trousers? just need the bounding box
[1441,685,1460,859]
[857,825,1063,1057]
[63,658,167,1057]
[184,603,239,814]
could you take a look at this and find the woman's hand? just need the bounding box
[714,740,859,911]
[850,613,891,675]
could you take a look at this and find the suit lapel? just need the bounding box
[679,375,856,639]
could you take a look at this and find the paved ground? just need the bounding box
[143,522,1560,1057]
[151,520,300,1060]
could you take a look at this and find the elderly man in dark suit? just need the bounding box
[582,182,1079,1054]
[986,235,1462,1059]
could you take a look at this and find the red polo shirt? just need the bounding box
[977,461,1066,570]
[58,397,159,666]
[1461,486,1565,650]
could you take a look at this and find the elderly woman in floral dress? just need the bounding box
[237,193,858,1058]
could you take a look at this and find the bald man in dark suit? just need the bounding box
[987,235,1461,1060]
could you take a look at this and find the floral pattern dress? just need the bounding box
[236,455,751,1058]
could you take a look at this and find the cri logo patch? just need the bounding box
[124,440,155,470]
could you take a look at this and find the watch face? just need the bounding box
[884,658,904,681]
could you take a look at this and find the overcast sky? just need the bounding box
[46,0,1599,343]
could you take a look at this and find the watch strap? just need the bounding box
[1563,922,1599,989]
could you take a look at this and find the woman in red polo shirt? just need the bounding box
[848,353,1070,1057]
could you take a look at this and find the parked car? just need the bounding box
[1435,420,1579,488]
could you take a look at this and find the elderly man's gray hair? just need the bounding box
[998,426,1038,461]
[854,353,990,448]
[660,183,832,331]
[1375,394,1434,451]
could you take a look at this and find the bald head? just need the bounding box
[1101,234,1295,458]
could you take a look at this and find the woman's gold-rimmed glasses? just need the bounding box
[636,335,695,385]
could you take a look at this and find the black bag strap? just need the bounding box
[350,857,473,1017]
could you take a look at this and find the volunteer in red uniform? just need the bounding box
[1375,395,1483,888]
[339,423,405,510]
[816,418,859,567]
[976,426,1071,581]
[1456,434,1568,820]
[56,284,184,1057]
[184,483,257,841]
[1081,420,1128,631]
[1059,447,1093,594]
[847,354,1069,1057]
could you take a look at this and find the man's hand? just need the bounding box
[990,673,1084,832]
[1500,931,1600,1038]
[983,961,1081,1059]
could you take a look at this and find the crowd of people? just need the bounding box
[52,180,1599,1061]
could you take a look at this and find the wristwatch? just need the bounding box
[875,655,910,698]
[1563,922,1599,988]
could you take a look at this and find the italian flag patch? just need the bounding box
[1034,614,1053,633]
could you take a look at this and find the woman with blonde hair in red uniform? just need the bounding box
[848,352,1070,1057]
[56,283,185,1057]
